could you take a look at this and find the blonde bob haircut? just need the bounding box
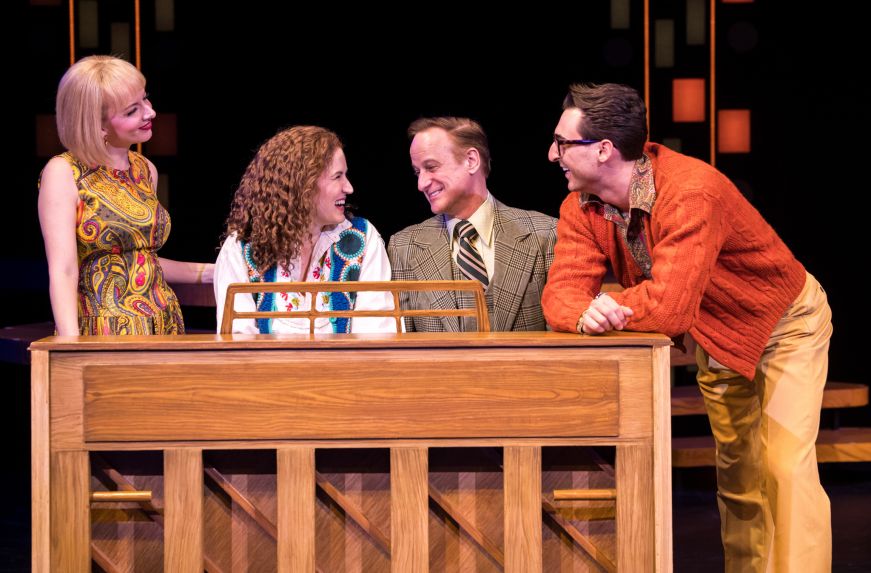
[56,55,146,167]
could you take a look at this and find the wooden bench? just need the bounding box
[671,382,870,467]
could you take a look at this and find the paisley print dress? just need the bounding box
[58,151,184,334]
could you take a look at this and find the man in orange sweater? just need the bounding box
[542,83,832,572]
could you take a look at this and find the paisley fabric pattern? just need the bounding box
[582,153,656,280]
[60,151,184,335]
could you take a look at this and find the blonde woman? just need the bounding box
[38,55,213,335]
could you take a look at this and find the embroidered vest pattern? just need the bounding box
[241,217,369,334]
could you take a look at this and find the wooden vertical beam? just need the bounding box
[504,446,542,573]
[278,447,315,572]
[652,345,674,571]
[134,0,141,68]
[644,0,651,135]
[31,350,50,573]
[164,449,203,572]
[617,444,654,571]
[50,451,90,572]
[391,447,428,572]
[68,0,75,65]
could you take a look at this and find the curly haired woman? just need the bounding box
[214,126,396,333]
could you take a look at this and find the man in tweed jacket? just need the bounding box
[387,117,557,332]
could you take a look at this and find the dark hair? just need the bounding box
[408,116,491,176]
[563,83,648,160]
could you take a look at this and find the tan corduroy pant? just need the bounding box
[695,272,832,573]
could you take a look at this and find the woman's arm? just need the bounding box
[158,257,215,284]
[38,157,81,336]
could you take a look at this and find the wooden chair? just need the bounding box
[219,279,490,334]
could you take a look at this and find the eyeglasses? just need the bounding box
[553,135,601,156]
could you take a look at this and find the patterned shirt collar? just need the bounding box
[580,154,656,280]
[580,153,656,219]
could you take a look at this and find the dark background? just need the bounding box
[2,2,869,569]
[12,1,867,390]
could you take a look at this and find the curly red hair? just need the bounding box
[225,126,342,272]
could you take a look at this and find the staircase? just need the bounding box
[670,361,870,467]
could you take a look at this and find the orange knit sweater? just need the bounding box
[542,143,805,379]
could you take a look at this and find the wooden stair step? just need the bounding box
[672,427,871,467]
[671,382,868,416]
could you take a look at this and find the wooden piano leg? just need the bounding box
[278,446,315,572]
[391,447,428,572]
[617,444,654,571]
[32,349,50,573]
[164,448,203,572]
[504,445,542,573]
[50,450,89,572]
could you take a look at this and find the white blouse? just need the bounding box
[214,219,397,334]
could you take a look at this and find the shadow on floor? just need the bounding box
[673,462,871,572]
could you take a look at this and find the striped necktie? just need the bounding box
[454,220,489,287]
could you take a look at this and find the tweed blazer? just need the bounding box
[387,198,557,332]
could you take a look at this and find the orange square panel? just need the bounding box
[673,78,706,122]
[718,109,751,153]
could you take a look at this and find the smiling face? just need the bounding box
[409,127,482,219]
[103,90,156,148]
[311,147,354,231]
[547,107,603,194]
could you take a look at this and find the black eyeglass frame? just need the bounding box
[553,136,601,156]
